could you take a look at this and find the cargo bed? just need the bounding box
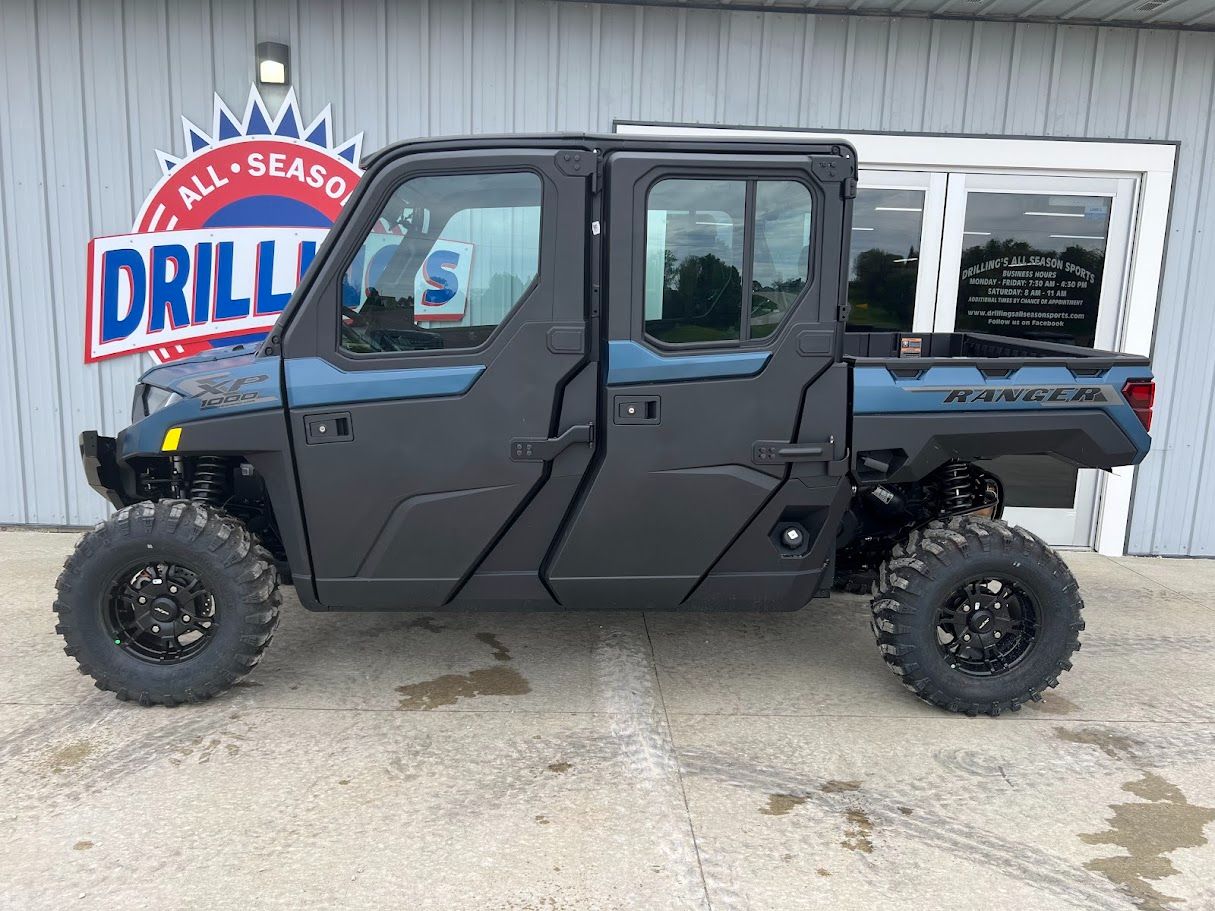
[844,331,1149,370]
[844,331,1153,483]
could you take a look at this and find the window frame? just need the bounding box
[639,170,817,352]
[333,165,548,361]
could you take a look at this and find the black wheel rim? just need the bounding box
[935,577,1039,677]
[103,561,219,664]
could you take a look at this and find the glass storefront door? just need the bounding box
[937,174,1136,547]
[852,170,1138,548]
[847,171,945,333]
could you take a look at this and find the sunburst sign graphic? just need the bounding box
[85,86,364,363]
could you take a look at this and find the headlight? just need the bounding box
[133,384,182,421]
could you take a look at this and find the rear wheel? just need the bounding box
[869,516,1083,716]
[54,500,281,705]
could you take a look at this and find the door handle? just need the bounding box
[304,411,353,444]
[614,395,660,424]
[752,439,833,465]
[510,423,594,462]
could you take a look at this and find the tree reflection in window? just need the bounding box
[954,191,1110,348]
[644,179,746,344]
[846,188,924,332]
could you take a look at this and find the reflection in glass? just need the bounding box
[644,179,746,344]
[751,181,813,339]
[340,171,542,353]
[957,191,1113,512]
[955,192,1111,347]
[846,188,924,331]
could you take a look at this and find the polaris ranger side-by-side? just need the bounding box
[59,134,1155,715]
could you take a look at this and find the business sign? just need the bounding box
[413,240,475,322]
[956,252,1103,348]
[85,87,363,363]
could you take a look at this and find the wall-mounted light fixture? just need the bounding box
[256,41,290,86]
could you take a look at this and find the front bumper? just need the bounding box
[79,431,127,508]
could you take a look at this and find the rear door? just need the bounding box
[281,145,595,609]
[547,148,854,610]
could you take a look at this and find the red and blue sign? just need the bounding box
[85,87,363,363]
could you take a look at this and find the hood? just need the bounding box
[141,344,265,396]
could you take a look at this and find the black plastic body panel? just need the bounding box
[852,410,1141,483]
[79,431,128,509]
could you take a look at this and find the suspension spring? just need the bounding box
[189,456,229,505]
[940,461,976,512]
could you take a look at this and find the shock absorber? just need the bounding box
[189,456,229,505]
[940,461,976,513]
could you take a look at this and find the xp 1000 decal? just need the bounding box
[84,87,363,365]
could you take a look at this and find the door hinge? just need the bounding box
[811,152,857,199]
[554,149,601,189]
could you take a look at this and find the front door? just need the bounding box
[282,147,595,609]
[547,148,853,610]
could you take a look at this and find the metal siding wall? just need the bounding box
[0,1,1211,554]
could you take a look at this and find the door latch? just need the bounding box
[510,423,594,462]
[304,412,353,444]
[614,395,660,425]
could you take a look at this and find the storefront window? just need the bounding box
[953,192,1111,348]
[846,188,924,331]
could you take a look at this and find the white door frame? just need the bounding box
[615,122,1178,556]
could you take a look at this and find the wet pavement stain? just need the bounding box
[475,632,512,661]
[1080,771,1215,911]
[760,793,808,816]
[546,761,571,773]
[45,740,94,773]
[396,665,530,710]
[1029,694,1078,715]
[841,808,875,854]
[1055,726,1139,760]
[73,840,93,851]
[819,780,862,794]
[405,617,446,634]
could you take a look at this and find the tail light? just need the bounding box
[1122,379,1155,431]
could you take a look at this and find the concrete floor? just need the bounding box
[2,530,1214,911]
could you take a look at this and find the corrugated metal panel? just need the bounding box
[0,0,1212,554]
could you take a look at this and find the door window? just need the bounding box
[643,177,812,345]
[751,181,813,339]
[644,179,746,344]
[953,192,1111,347]
[846,188,925,331]
[340,171,542,354]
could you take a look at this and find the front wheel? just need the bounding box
[54,500,281,705]
[869,517,1083,716]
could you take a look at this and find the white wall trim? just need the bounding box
[617,122,1178,556]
